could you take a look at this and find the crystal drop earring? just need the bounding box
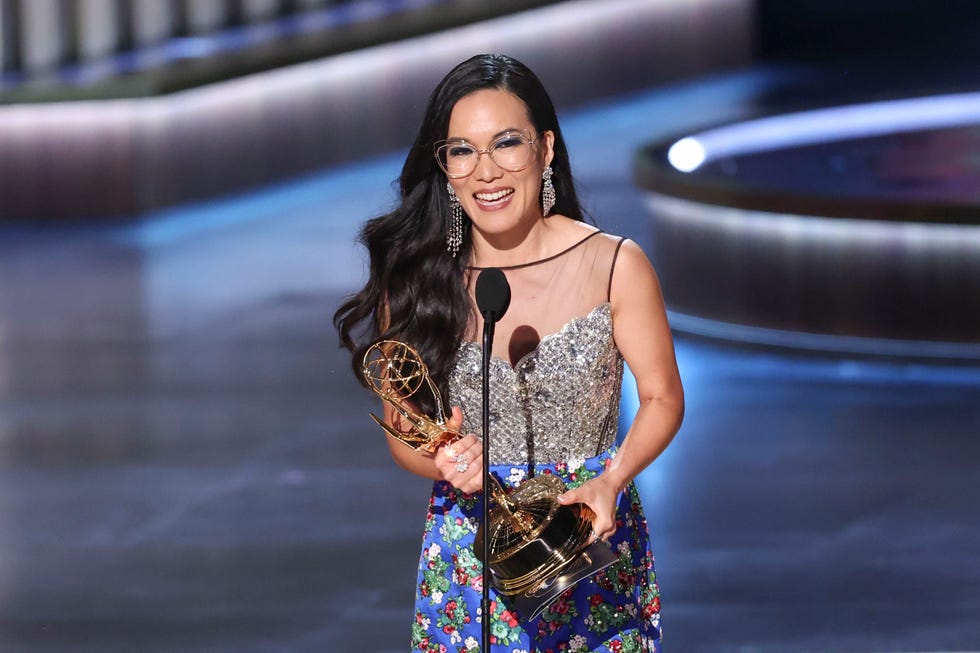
[541,165,556,216]
[446,182,463,257]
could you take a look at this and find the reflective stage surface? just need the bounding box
[0,72,978,653]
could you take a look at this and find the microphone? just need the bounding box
[475,267,510,323]
[474,267,509,653]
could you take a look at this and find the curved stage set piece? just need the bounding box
[636,92,980,360]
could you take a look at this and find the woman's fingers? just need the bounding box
[590,513,616,541]
[557,483,617,542]
[437,434,483,493]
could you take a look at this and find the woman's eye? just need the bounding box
[495,137,524,149]
[448,146,474,158]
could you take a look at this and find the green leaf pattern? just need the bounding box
[411,450,662,652]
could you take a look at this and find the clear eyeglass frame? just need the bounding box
[433,130,538,179]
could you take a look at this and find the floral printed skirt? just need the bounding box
[411,449,662,653]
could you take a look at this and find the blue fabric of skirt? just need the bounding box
[411,448,662,653]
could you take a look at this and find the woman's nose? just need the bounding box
[473,151,503,181]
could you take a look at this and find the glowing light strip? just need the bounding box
[643,193,980,245]
[667,310,980,361]
[667,91,980,172]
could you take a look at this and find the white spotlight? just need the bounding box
[667,137,706,172]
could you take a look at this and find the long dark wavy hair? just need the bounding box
[333,53,587,416]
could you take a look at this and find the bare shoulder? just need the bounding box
[609,238,663,307]
[612,238,656,276]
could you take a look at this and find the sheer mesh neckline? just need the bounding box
[462,230,622,367]
[467,229,602,271]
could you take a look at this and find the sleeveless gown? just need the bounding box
[410,231,663,653]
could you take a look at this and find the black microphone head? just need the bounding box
[475,268,510,322]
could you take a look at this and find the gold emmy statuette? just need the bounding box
[361,340,459,453]
[361,340,616,622]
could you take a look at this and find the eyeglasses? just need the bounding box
[434,130,538,179]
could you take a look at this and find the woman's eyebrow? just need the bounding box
[444,128,527,143]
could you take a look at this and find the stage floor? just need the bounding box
[0,69,978,653]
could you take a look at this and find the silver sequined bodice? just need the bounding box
[448,303,623,466]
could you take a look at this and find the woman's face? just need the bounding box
[444,89,554,244]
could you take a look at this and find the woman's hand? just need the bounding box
[434,406,484,494]
[556,474,621,543]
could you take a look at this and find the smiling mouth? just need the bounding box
[474,189,514,202]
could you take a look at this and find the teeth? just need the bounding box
[475,189,513,201]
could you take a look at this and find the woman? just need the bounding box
[335,54,683,652]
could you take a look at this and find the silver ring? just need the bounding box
[454,454,469,473]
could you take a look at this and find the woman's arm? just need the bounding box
[372,300,484,493]
[558,239,684,539]
[382,403,485,494]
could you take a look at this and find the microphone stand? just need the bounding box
[480,313,494,653]
[473,266,509,652]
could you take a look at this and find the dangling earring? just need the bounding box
[541,165,556,216]
[446,182,463,257]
